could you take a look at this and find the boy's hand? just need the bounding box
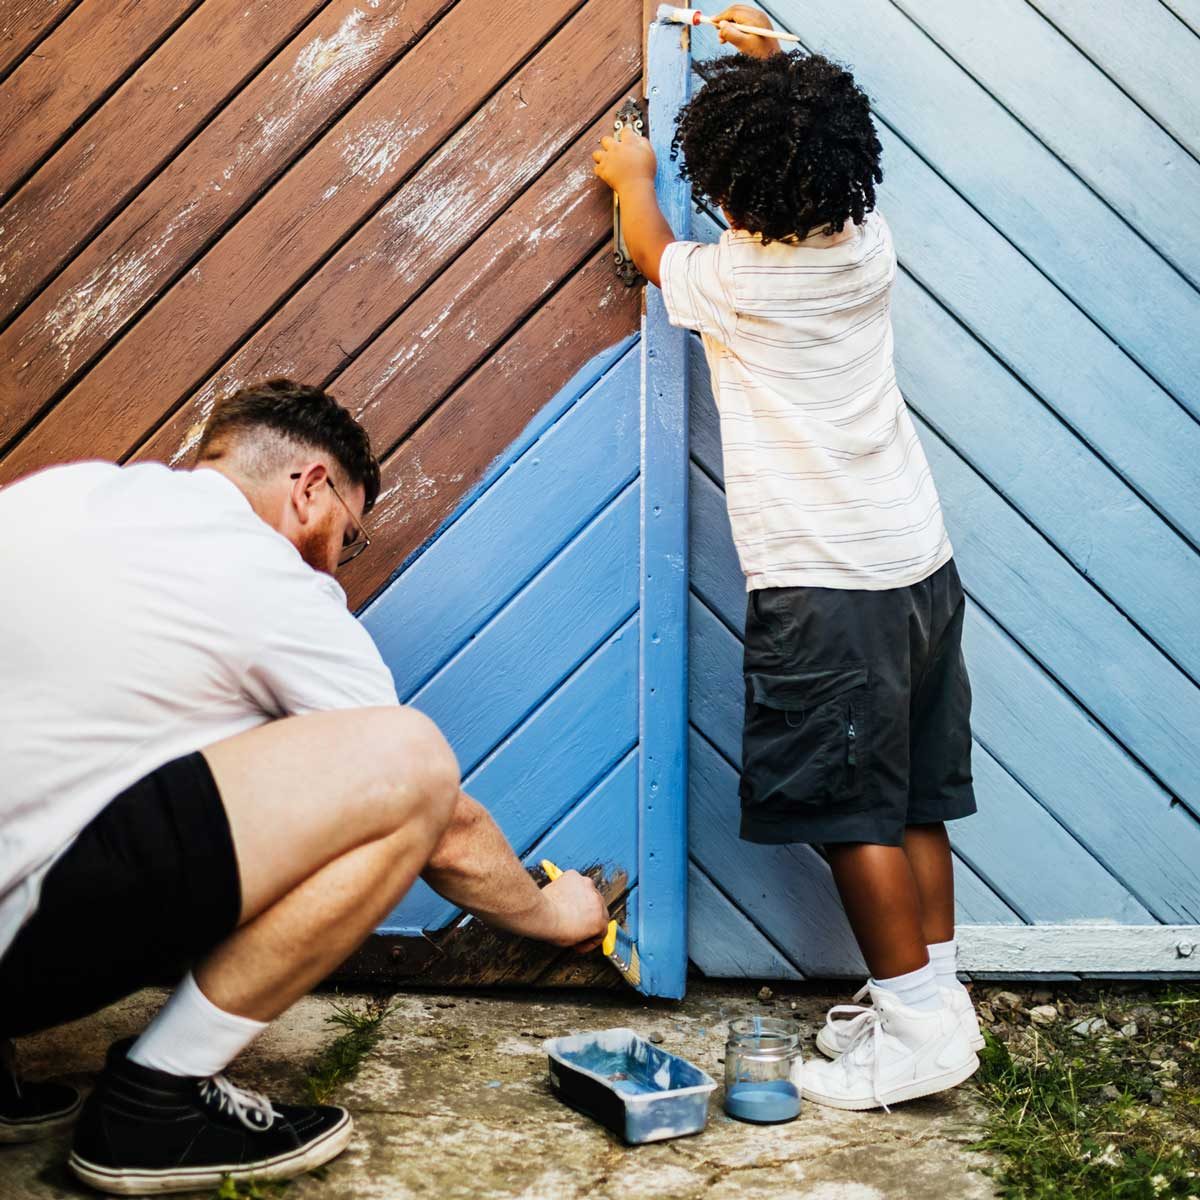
[592,126,657,195]
[712,5,781,57]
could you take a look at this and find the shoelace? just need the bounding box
[821,982,873,1045]
[197,1075,279,1132]
[834,1007,891,1113]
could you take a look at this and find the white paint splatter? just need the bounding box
[337,116,412,186]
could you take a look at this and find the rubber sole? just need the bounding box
[67,1110,353,1195]
[816,1021,985,1060]
[0,1094,84,1144]
[802,1051,981,1111]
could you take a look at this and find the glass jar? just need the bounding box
[723,1016,803,1123]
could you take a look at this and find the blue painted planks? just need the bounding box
[636,18,692,999]
[734,0,1200,421]
[891,0,1200,289]
[410,482,640,775]
[1028,0,1200,158]
[688,862,803,980]
[382,618,639,932]
[363,342,641,697]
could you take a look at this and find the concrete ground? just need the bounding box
[6,981,996,1200]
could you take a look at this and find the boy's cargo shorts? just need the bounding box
[739,557,976,847]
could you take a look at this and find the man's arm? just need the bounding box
[422,792,609,950]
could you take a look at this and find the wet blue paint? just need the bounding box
[724,1080,801,1124]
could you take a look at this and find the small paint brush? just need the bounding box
[656,5,802,43]
[540,859,642,988]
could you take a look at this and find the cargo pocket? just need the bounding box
[740,666,868,814]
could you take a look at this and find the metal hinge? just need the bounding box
[612,98,646,287]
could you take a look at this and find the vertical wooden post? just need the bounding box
[637,17,691,999]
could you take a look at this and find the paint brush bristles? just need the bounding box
[655,5,802,43]
[603,920,642,988]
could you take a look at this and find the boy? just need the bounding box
[593,7,981,1109]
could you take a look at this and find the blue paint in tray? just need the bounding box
[544,1028,716,1144]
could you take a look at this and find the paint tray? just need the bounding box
[543,1027,717,1144]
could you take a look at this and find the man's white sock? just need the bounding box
[927,938,961,990]
[127,972,267,1078]
[871,961,941,1012]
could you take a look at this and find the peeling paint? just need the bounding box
[337,115,414,186]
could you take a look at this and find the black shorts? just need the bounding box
[0,753,241,1039]
[739,558,976,847]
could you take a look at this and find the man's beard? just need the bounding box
[296,509,338,574]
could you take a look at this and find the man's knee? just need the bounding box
[358,707,460,833]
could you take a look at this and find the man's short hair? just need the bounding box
[195,379,381,513]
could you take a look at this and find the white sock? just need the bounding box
[872,961,941,1012]
[927,939,961,990]
[128,972,267,1078]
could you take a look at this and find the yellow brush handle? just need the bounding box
[540,859,562,882]
[602,920,618,957]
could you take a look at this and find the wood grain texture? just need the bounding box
[130,10,641,469]
[0,0,442,453]
[1,0,595,481]
[0,0,77,79]
[958,925,1200,975]
[0,0,330,325]
[339,250,641,610]
[0,0,197,197]
[1028,0,1200,158]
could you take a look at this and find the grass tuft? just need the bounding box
[973,987,1200,1198]
[302,995,399,1105]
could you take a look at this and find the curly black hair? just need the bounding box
[670,50,882,243]
[196,378,381,513]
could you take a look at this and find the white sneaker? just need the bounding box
[816,982,984,1059]
[802,985,979,1111]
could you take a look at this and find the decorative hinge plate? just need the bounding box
[613,98,647,287]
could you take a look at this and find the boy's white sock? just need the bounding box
[871,961,941,1012]
[927,938,961,990]
[127,972,267,1078]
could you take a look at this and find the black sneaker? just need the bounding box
[68,1040,352,1195]
[0,1038,83,1143]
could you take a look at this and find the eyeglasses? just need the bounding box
[290,472,371,566]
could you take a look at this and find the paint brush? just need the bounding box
[655,5,802,43]
[540,859,642,988]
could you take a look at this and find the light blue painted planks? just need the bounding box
[688,862,804,980]
[410,483,640,775]
[381,618,639,932]
[891,0,1200,289]
[363,343,641,696]
[636,18,693,1000]
[1028,0,1200,158]
[737,0,1200,420]
[1164,0,1200,37]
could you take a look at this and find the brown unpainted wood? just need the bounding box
[0,0,449,453]
[0,0,329,323]
[0,0,196,197]
[340,249,640,610]
[0,0,593,485]
[0,0,78,79]
[132,17,641,469]
[332,867,629,988]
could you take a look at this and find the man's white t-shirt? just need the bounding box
[0,462,399,958]
[660,212,952,592]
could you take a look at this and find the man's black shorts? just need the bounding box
[0,753,241,1038]
[739,557,977,847]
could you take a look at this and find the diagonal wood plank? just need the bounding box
[338,249,641,609]
[0,0,331,323]
[130,37,640,468]
[0,0,197,197]
[0,0,614,484]
[0,0,79,79]
[0,0,448,452]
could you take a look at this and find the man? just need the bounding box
[0,380,609,1193]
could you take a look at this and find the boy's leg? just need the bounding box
[901,822,955,946]
[825,843,929,979]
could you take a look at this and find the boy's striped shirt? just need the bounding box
[660,212,952,592]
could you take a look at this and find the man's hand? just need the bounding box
[541,869,610,952]
[713,5,781,58]
[592,127,657,197]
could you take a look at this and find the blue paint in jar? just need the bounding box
[724,1079,801,1124]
